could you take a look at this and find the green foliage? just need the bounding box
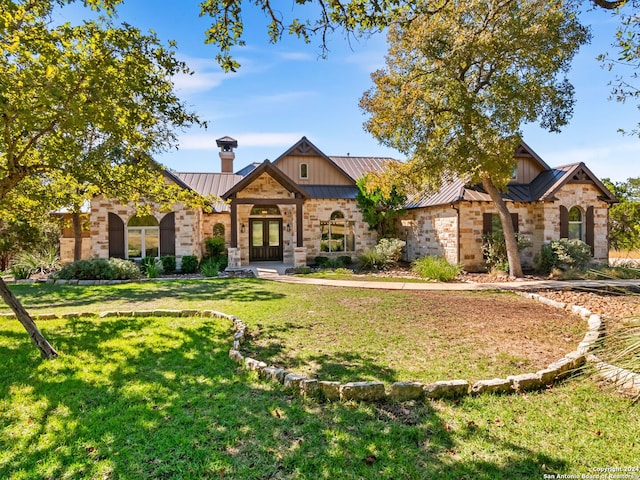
[314,256,331,268]
[180,255,199,274]
[141,257,164,279]
[199,257,221,277]
[411,256,463,282]
[482,231,531,272]
[337,255,353,266]
[534,239,593,274]
[10,247,61,279]
[55,258,141,280]
[374,238,405,264]
[603,177,640,251]
[356,176,406,237]
[0,1,202,218]
[205,236,226,258]
[160,255,176,274]
[0,216,61,271]
[359,238,406,271]
[358,249,388,271]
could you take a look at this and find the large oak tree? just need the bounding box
[360,0,590,277]
[0,1,201,358]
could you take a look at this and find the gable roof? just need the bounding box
[407,161,617,209]
[221,160,309,200]
[273,136,356,184]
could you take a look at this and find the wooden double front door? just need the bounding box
[249,218,283,261]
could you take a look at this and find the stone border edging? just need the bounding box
[1,292,638,401]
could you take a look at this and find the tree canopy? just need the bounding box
[360,0,590,277]
[603,177,640,251]
[0,0,203,358]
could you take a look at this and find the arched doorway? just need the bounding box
[249,205,283,261]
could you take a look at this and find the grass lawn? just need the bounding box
[1,280,638,478]
[1,280,585,383]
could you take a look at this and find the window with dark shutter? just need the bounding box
[160,212,176,257]
[483,212,519,235]
[559,205,569,238]
[108,213,125,259]
[585,206,594,254]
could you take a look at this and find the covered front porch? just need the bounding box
[222,160,309,269]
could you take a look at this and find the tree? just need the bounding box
[603,177,640,251]
[0,1,202,358]
[360,0,589,277]
[356,175,406,238]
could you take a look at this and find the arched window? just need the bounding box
[127,215,159,259]
[568,207,583,241]
[212,223,225,238]
[250,205,281,216]
[321,210,355,252]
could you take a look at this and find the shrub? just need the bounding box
[205,237,226,258]
[411,256,463,282]
[160,255,176,274]
[534,239,592,274]
[181,255,199,274]
[481,231,531,272]
[10,247,61,278]
[337,255,352,266]
[55,258,140,280]
[358,248,388,271]
[142,257,164,279]
[314,256,331,268]
[199,258,220,277]
[374,238,405,264]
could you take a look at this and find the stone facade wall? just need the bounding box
[89,196,200,263]
[301,198,378,261]
[404,182,610,272]
[545,183,610,261]
[59,238,92,265]
[400,206,459,264]
[201,213,231,256]
[236,173,293,199]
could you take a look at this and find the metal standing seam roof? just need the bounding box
[172,172,243,197]
[303,185,360,199]
[330,156,395,181]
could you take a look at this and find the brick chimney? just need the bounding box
[216,136,238,173]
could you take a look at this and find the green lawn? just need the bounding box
[1,280,638,479]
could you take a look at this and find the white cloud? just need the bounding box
[172,71,228,94]
[248,90,317,104]
[277,51,314,62]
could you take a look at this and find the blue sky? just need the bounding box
[59,1,640,183]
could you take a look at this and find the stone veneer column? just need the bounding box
[227,248,241,269]
[294,247,307,268]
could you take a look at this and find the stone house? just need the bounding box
[60,136,617,271]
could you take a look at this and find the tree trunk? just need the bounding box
[0,277,58,359]
[72,211,83,262]
[482,176,524,278]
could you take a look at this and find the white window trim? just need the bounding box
[299,163,309,179]
[126,226,159,259]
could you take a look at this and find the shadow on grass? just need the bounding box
[0,316,568,479]
[5,278,284,311]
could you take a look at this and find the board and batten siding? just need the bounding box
[275,155,353,186]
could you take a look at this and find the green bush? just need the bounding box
[374,238,405,264]
[141,257,164,279]
[337,255,352,266]
[181,255,199,274]
[199,258,220,277]
[411,256,463,281]
[160,255,176,274]
[205,237,226,258]
[481,231,531,272]
[314,256,331,268]
[358,248,388,271]
[10,247,60,279]
[534,239,593,274]
[55,258,141,280]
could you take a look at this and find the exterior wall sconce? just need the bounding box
[240,223,245,233]
[286,223,291,232]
